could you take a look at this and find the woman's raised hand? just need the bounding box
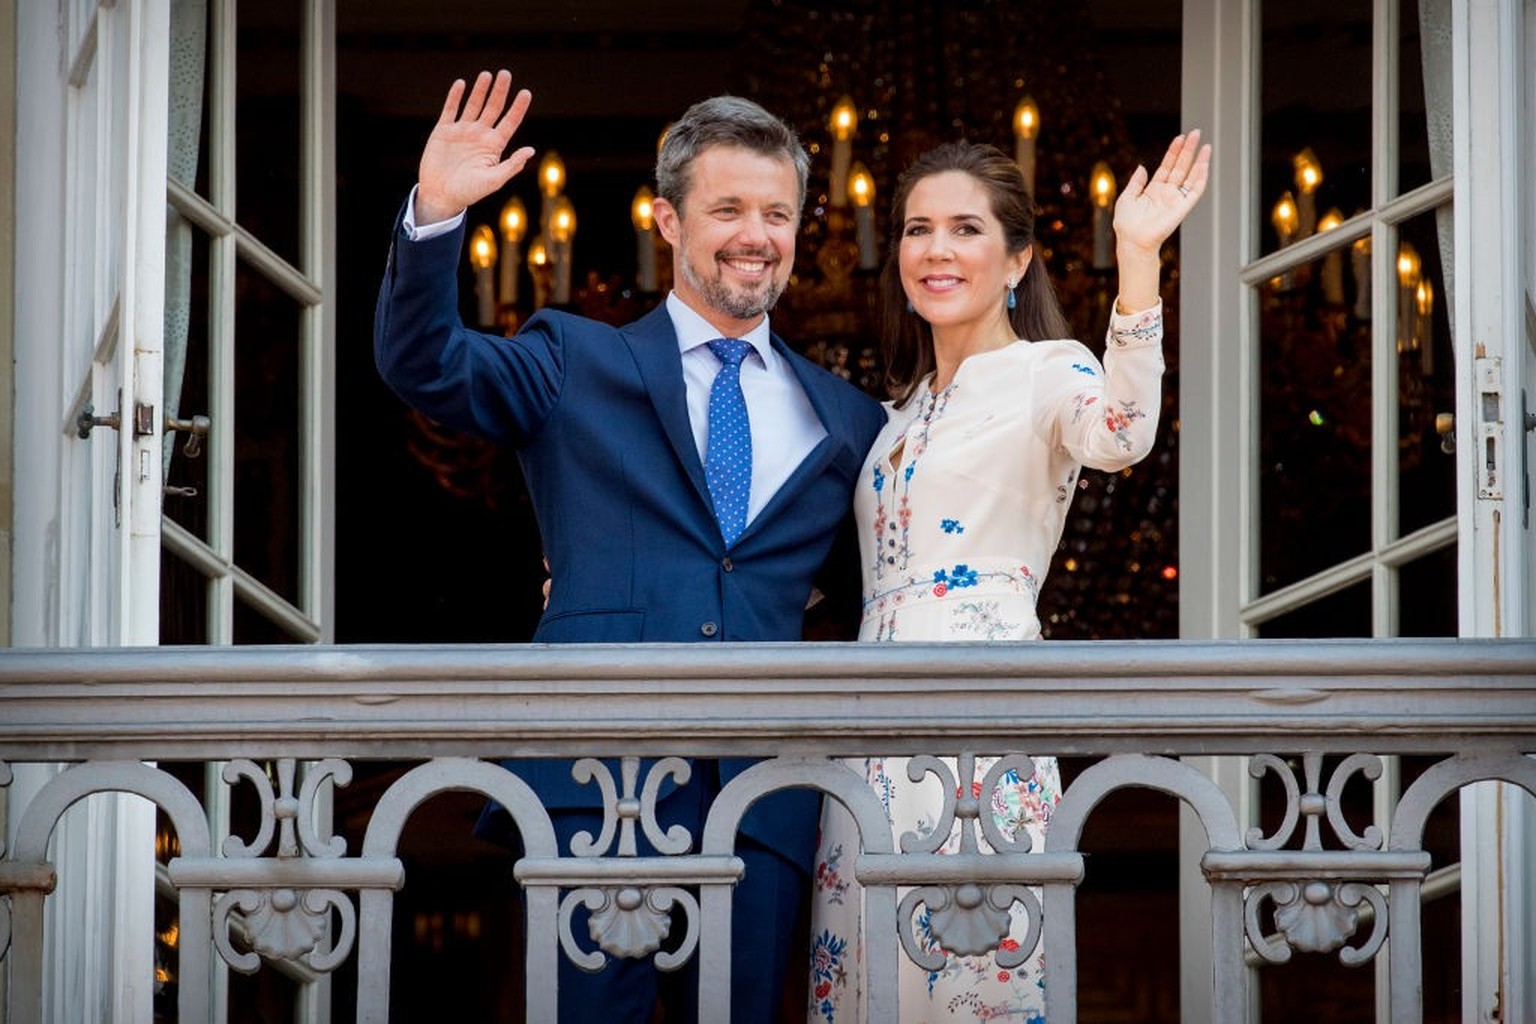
[1112,129,1212,257]
[416,70,536,225]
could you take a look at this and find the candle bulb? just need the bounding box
[1089,161,1116,270]
[631,186,658,293]
[468,224,498,327]
[537,151,566,231]
[550,196,576,305]
[528,235,550,311]
[1351,232,1371,321]
[848,162,877,270]
[1013,96,1039,200]
[1317,208,1345,305]
[1293,148,1322,239]
[498,197,527,307]
[828,95,857,208]
[1271,191,1299,290]
[1396,243,1421,353]
[1415,277,1435,374]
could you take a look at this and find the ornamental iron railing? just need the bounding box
[0,639,1533,1022]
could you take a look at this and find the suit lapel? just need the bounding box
[732,335,850,545]
[621,305,715,513]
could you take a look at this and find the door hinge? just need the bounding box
[1474,356,1504,501]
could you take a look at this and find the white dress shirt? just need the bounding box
[402,189,828,525]
[666,293,826,524]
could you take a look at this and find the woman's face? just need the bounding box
[898,170,1030,335]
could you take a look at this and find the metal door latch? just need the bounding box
[76,401,211,458]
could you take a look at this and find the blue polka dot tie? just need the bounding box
[705,338,753,547]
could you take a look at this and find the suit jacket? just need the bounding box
[374,216,887,867]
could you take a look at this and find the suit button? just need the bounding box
[721,557,734,572]
[700,621,718,637]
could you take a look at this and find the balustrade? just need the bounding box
[0,639,1532,1022]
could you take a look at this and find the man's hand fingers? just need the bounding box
[437,78,466,126]
[495,88,534,139]
[461,70,494,123]
[480,70,513,127]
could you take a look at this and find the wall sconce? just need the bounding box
[1396,242,1422,352]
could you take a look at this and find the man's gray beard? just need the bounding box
[678,248,787,322]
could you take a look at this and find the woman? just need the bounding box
[808,132,1210,1022]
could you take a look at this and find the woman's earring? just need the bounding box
[1005,277,1018,311]
[905,299,914,313]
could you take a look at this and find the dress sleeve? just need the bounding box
[1030,301,1165,471]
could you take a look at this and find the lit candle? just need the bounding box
[498,197,527,306]
[1415,277,1435,374]
[632,186,658,293]
[537,151,566,232]
[550,196,576,305]
[1271,191,1299,290]
[1089,161,1116,270]
[848,162,878,270]
[528,235,550,310]
[1396,243,1421,352]
[1316,208,1345,305]
[1293,148,1322,239]
[1351,233,1371,321]
[468,225,498,327]
[1013,96,1039,200]
[828,95,857,208]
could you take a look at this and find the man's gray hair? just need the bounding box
[655,95,811,214]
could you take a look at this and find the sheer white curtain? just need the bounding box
[163,0,206,476]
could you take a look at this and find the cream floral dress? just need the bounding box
[808,303,1164,1023]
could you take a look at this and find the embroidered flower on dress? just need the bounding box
[940,518,965,534]
[1070,362,1097,375]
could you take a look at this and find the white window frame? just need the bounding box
[1178,0,1532,1020]
[159,0,336,645]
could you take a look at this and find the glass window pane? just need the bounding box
[232,598,301,644]
[1254,579,1372,638]
[1260,0,1373,256]
[1398,546,1457,636]
[160,550,208,645]
[1257,266,1372,594]
[1400,0,1453,193]
[1395,207,1456,535]
[237,0,301,265]
[233,261,302,605]
[163,224,212,541]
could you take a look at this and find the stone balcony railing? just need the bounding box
[0,638,1533,1022]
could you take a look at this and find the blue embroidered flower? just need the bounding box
[904,464,915,482]
[1070,362,1098,375]
[940,518,964,534]
[872,465,885,492]
[951,563,979,587]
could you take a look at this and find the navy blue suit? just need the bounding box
[374,216,885,1019]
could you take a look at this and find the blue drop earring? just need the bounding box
[905,299,915,313]
[1005,277,1018,311]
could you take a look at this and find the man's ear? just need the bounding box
[653,197,681,246]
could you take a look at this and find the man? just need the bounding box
[374,70,886,1021]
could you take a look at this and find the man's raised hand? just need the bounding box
[416,70,535,226]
